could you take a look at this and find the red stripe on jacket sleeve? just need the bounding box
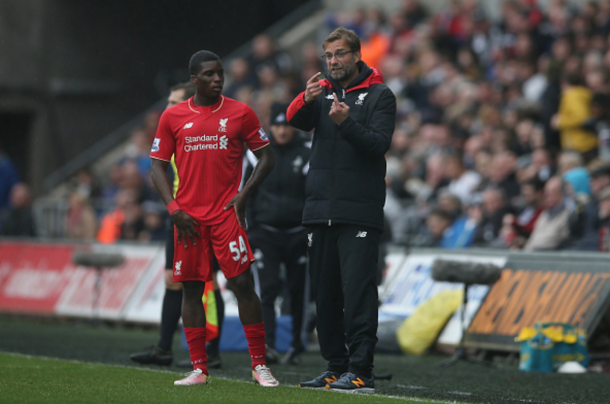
[287,92,306,122]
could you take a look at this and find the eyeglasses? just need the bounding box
[321,50,354,61]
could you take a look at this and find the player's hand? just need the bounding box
[304,72,323,104]
[172,210,201,248]
[329,93,349,125]
[224,192,247,229]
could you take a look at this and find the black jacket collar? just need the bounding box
[326,60,373,92]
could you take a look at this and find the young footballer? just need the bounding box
[150,50,278,387]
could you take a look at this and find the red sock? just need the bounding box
[244,322,266,369]
[184,327,208,375]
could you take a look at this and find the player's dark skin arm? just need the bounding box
[151,159,201,248]
[224,145,275,228]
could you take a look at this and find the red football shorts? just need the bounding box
[172,212,254,282]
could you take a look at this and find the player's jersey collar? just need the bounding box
[188,95,224,114]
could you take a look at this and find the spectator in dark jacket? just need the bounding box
[247,103,311,366]
[472,187,510,247]
[0,147,19,221]
[1,183,36,237]
[583,93,610,162]
[502,177,545,249]
[287,27,396,392]
[572,163,610,250]
[424,208,454,247]
[488,150,521,203]
[597,187,610,252]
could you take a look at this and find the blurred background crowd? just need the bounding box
[4,0,610,254]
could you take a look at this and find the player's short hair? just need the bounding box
[170,82,196,99]
[189,50,221,76]
[323,27,361,52]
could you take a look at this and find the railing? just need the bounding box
[32,197,116,239]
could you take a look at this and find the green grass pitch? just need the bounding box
[0,353,453,404]
[1,317,609,403]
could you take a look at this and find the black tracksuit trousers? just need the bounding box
[308,224,379,377]
[250,226,309,351]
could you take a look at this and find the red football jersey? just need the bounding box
[150,95,269,225]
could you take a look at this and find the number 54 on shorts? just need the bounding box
[229,236,249,264]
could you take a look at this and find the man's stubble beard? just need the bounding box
[329,60,357,83]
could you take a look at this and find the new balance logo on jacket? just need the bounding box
[356,231,367,238]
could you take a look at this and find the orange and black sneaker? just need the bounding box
[325,372,374,394]
[298,370,341,389]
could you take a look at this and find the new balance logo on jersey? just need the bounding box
[356,231,367,238]
[355,93,368,105]
[308,233,313,247]
[326,94,334,99]
[183,122,194,129]
[174,261,182,276]
[219,118,228,132]
[219,135,228,150]
[151,138,160,152]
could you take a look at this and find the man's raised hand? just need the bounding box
[329,93,349,125]
[304,72,323,104]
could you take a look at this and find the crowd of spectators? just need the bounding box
[65,110,166,244]
[4,0,610,254]
[343,0,610,253]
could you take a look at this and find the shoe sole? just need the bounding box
[174,377,210,386]
[253,379,279,387]
[174,381,208,386]
[298,384,326,389]
[174,380,209,386]
[328,387,375,394]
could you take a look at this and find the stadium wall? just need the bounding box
[2,240,609,353]
[0,0,311,195]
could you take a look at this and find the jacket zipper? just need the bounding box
[330,89,338,227]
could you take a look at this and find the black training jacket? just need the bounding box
[246,134,311,229]
[287,61,396,230]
